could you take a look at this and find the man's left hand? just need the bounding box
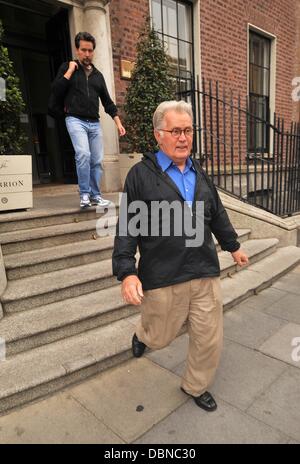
[118,124,126,136]
[231,249,249,267]
[113,116,126,136]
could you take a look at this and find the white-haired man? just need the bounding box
[113,101,248,411]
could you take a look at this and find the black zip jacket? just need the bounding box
[51,61,118,120]
[112,152,240,290]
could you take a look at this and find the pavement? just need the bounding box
[0,264,299,444]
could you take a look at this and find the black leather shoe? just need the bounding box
[181,388,217,412]
[132,333,146,358]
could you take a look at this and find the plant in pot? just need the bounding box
[0,19,31,212]
[120,18,175,186]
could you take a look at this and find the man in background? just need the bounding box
[52,31,126,208]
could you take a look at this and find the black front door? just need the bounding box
[46,8,77,183]
[0,0,77,184]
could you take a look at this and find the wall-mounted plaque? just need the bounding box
[0,156,33,211]
[120,59,135,80]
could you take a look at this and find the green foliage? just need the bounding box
[123,19,175,153]
[0,19,27,154]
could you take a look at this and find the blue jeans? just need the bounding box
[65,116,104,196]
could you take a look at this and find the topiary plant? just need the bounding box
[0,19,27,154]
[123,18,175,153]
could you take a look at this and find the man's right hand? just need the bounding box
[122,275,144,306]
[64,61,78,80]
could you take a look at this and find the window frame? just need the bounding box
[248,30,271,154]
[247,25,276,156]
[150,0,195,93]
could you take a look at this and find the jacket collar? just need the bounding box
[142,152,191,201]
[76,60,96,75]
[143,151,197,173]
[156,150,195,173]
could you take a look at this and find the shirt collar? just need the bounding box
[156,150,195,172]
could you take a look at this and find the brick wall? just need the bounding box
[294,0,300,121]
[110,0,299,122]
[109,0,150,115]
[200,0,299,124]
[109,0,300,161]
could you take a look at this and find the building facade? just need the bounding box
[0,0,299,192]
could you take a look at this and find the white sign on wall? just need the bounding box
[0,156,33,211]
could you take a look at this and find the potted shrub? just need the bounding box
[0,19,31,212]
[120,18,175,186]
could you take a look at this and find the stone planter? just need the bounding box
[0,155,33,211]
[119,153,143,188]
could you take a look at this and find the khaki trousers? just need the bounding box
[136,277,223,397]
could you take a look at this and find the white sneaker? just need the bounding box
[80,194,91,208]
[90,195,111,207]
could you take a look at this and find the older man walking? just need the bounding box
[113,100,248,411]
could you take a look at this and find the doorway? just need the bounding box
[0,0,76,184]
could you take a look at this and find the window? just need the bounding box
[151,0,194,93]
[249,31,271,153]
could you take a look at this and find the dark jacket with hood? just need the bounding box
[51,61,118,120]
[112,152,240,291]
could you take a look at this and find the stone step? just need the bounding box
[0,215,118,255]
[0,316,137,414]
[0,237,279,353]
[0,208,102,234]
[221,245,300,309]
[0,237,274,314]
[1,259,118,313]
[5,236,115,280]
[0,286,139,357]
[3,229,252,280]
[218,237,279,278]
[0,236,265,313]
[0,245,299,414]
[0,194,120,233]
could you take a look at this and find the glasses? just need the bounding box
[159,127,194,138]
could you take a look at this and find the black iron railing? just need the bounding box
[177,77,300,217]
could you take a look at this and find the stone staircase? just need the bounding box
[0,205,300,414]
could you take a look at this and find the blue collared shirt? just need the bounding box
[156,150,196,207]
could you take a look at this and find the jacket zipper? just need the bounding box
[147,164,194,217]
[190,170,200,218]
[86,76,90,98]
[162,169,196,217]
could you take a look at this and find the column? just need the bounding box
[83,0,121,191]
